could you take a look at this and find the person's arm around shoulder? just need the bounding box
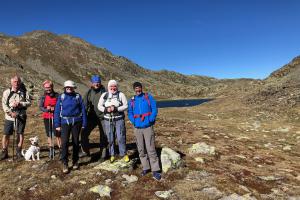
[20,91,31,108]
[79,94,87,129]
[54,95,62,131]
[118,92,128,112]
[148,93,157,123]
[97,92,106,112]
[127,97,135,124]
[39,96,48,112]
[83,89,90,111]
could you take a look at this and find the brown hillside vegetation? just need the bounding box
[0,31,299,199]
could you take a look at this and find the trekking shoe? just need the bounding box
[123,155,130,162]
[141,169,150,176]
[72,162,79,170]
[0,149,8,160]
[16,147,22,159]
[152,171,161,181]
[62,164,69,174]
[110,156,115,163]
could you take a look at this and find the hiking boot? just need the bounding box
[62,164,69,174]
[141,169,150,176]
[152,171,161,181]
[123,155,130,162]
[72,162,79,170]
[0,149,8,160]
[16,147,22,159]
[110,156,115,163]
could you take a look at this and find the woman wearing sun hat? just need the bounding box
[54,80,87,174]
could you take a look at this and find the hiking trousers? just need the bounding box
[61,121,82,165]
[134,126,160,172]
[104,119,126,156]
[81,116,107,153]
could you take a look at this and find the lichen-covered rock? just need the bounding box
[161,147,182,173]
[188,142,215,155]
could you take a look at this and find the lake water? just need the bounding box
[157,99,212,108]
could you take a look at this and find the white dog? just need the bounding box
[21,136,40,161]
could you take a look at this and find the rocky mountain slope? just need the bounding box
[245,56,300,112]
[0,30,245,99]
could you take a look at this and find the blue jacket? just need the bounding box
[128,92,157,128]
[54,92,87,128]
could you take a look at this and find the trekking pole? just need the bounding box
[12,117,17,161]
[51,114,55,159]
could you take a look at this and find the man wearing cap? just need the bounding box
[127,82,161,180]
[80,75,107,161]
[54,80,87,173]
[98,80,129,163]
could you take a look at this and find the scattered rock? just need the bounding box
[258,176,284,181]
[155,190,174,199]
[29,184,38,191]
[161,147,182,173]
[94,159,134,173]
[239,185,251,193]
[195,157,205,163]
[272,127,290,133]
[89,185,112,198]
[105,179,112,185]
[32,164,39,169]
[219,193,257,200]
[201,187,223,199]
[235,155,247,160]
[79,180,87,185]
[188,142,215,155]
[122,174,138,184]
[51,175,56,179]
[202,135,211,139]
[185,170,211,181]
[283,145,292,151]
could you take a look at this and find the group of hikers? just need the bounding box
[0,75,161,180]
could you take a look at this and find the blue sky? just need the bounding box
[1,0,300,79]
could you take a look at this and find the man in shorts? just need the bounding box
[1,75,31,160]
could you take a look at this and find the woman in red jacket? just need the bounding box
[39,80,61,159]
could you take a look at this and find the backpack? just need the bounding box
[130,93,151,109]
[59,93,81,117]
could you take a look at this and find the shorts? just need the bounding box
[4,117,27,135]
[44,118,61,137]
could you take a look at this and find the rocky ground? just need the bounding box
[0,96,299,200]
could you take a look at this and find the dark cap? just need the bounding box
[133,82,142,89]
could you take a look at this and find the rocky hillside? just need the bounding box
[0,30,246,99]
[246,56,300,111]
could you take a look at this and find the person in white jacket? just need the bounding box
[98,80,129,163]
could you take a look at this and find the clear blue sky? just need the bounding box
[1,0,300,79]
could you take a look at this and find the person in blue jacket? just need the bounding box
[128,82,161,181]
[54,80,87,174]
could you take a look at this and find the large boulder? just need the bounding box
[94,159,134,173]
[89,185,112,198]
[188,142,215,155]
[161,147,182,173]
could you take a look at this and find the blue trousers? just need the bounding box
[104,119,126,156]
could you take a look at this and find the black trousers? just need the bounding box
[81,116,108,153]
[61,121,82,165]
